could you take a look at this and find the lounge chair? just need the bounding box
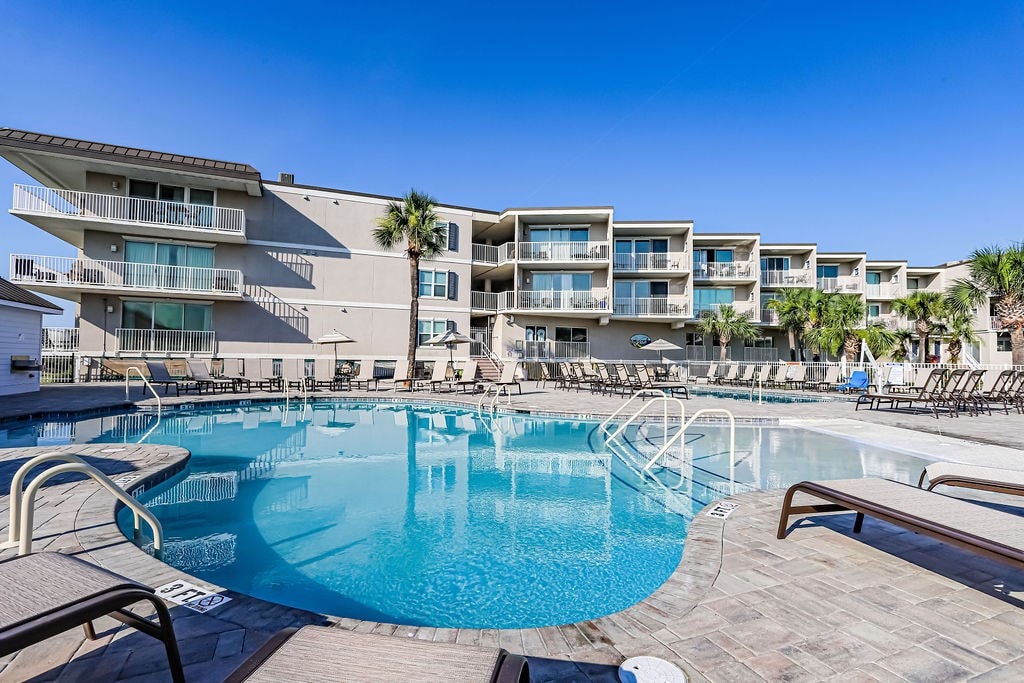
[836,370,869,393]
[225,625,528,683]
[698,362,719,385]
[733,364,756,386]
[636,365,690,398]
[785,365,807,390]
[221,358,253,392]
[768,364,789,388]
[487,362,522,395]
[311,359,343,391]
[444,360,479,394]
[0,552,185,683]
[918,462,1024,498]
[187,360,237,394]
[808,365,841,392]
[418,360,451,392]
[978,369,1018,414]
[382,359,414,391]
[719,364,739,385]
[349,361,379,391]
[857,367,946,417]
[753,363,773,386]
[254,359,284,392]
[144,360,198,396]
[777,478,1024,570]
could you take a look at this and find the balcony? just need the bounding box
[693,301,757,318]
[116,328,215,355]
[693,261,755,281]
[866,314,903,329]
[42,327,79,352]
[471,290,499,311]
[11,184,246,245]
[517,340,591,360]
[761,270,811,287]
[613,252,689,273]
[612,296,689,318]
[505,289,609,313]
[471,242,516,266]
[517,241,609,263]
[10,254,243,300]
[760,308,780,325]
[817,275,863,293]
[865,283,905,299]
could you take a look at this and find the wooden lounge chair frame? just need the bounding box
[226,625,528,683]
[777,479,1024,570]
[0,552,185,683]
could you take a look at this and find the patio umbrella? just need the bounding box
[314,329,356,366]
[425,329,472,365]
[642,338,682,364]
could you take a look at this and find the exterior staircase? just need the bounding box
[475,357,502,382]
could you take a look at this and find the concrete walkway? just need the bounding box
[0,384,1022,680]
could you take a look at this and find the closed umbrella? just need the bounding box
[426,329,472,366]
[642,338,682,364]
[314,329,356,367]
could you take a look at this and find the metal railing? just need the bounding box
[471,290,499,311]
[612,296,689,317]
[503,289,609,311]
[760,308,780,324]
[13,183,246,236]
[2,452,163,556]
[761,270,810,287]
[866,314,904,329]
[817,275,863,293]
[865,283,905,299]
[743,347,779,362]
[613,252,689,272]
[471,242,515,265]
[693,301,757,317]
[10,254,243,296]
[116,328,216,354]
[517,241,609,261]
[41,327,78,351]
[518,340,591,360]
[693,261,755,279]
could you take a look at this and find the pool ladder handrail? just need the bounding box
[282,376,309,418]
[125,366,162,418]
[0,452,164,557]
[476,383,510,415]
[599,389,686,449]
[641,408,737,496]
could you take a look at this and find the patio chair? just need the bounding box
[697,362,719,384]
[221,358,253,392]
[418,360,452,392]
[777,478,1024,570]
[857,367,946,417]
[381,359,414,391]
[614,364,644,394]
[312,358,343,391]
[805,365,840,392]
[768,364,790,388]
[836,370,869,393]
[733,364,756,386]
[224,625,528,683]
[487,361,522,396]
[0,552,185,683]
[144,361,199,396]
[349,361,379,391]
[444,360,479,394]
[918,462,1024,499]
[636,365,689,398]
[978,369,1018,414]
[719,364,739,385]
[537,362,553,388]
[187,360,236,394]
[254,359,284,392]
[753,363,773,386]
[785,365,807,390]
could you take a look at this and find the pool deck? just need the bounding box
[1,383,1023,681]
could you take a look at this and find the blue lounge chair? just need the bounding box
[837,370,869,393]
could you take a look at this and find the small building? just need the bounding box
[0,277,63,396]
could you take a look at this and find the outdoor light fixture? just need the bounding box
[105,305,114,314]
[110,244,118,253]
[112,181,119,190]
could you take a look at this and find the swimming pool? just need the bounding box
[687,385,851,403]
[1,401,928,629]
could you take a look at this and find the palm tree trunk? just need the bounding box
[1011,325,1024,366]
[719,335,729,362]
[916,317,929,363]
[787,329,796,362]
[408,256,420,373]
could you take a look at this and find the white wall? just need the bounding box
[0,305,44,396]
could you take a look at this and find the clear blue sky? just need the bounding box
[2,1,1021,323]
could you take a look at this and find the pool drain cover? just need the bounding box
[618,656,687,683]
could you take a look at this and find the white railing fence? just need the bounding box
[817,275,862,293]
[115,328,216,354]
[516,341,591,360]
[761,270,811,287]
[694,261,755,279]
[517,241,608,261]
[41,327,78,352]
[613,252,689,271]
[470,290,499,311]
[866,283,905,299]
[612,297,689,317]
[10,254,243,295]
[504,289,609,311]
[13,184,246,235]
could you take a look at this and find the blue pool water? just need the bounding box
[1,401,928,629]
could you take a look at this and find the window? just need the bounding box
[760,257,790,271]
[418,269,448,298]
[907,277,919,291]
[868,304,881,317]
[531,272,591,291]
[554,326,588,343]
[693,288,734,312]
[685,333,704,346]
[438,221,458,251]
[124,240,216,289]
[816,265,839,278]
[128,179,216,206]
[528,226,589,242]
[866,272,882,285]
[745,337,774,348]
[524,325,546,341]
[997,333,1012,352]
[122,301,212,331]
[417,319,449,347]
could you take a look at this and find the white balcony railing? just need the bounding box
[518,341,591,360]
[693,261,755,280]
[116,328,215,354]
[866,314,903,329]
[760,270,811,287]
[13,184,246,236]
[865,283,905,299]
[42,327,79,352]
[760,308,780,324]
[517,241,608,262]
[817,275,862,293]
[613,252,689,272]
[471,242,515,266]
[471,290,499,311]
[612,296,689,317]
[504,289,609,311]
[693,301,757,318]
[10,254,243,296]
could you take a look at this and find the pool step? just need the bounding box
[476,358,502,382]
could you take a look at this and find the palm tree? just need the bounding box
[766,288,811,361]
[696,305,760,362]
[946,243,1024,365]
[804,295,865,362]
[859,323,901,360]
[372,189,447,372]
[937,309,981,364]
[801,289,834,361]
[889,329,915,362]
[891,291,945,363]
